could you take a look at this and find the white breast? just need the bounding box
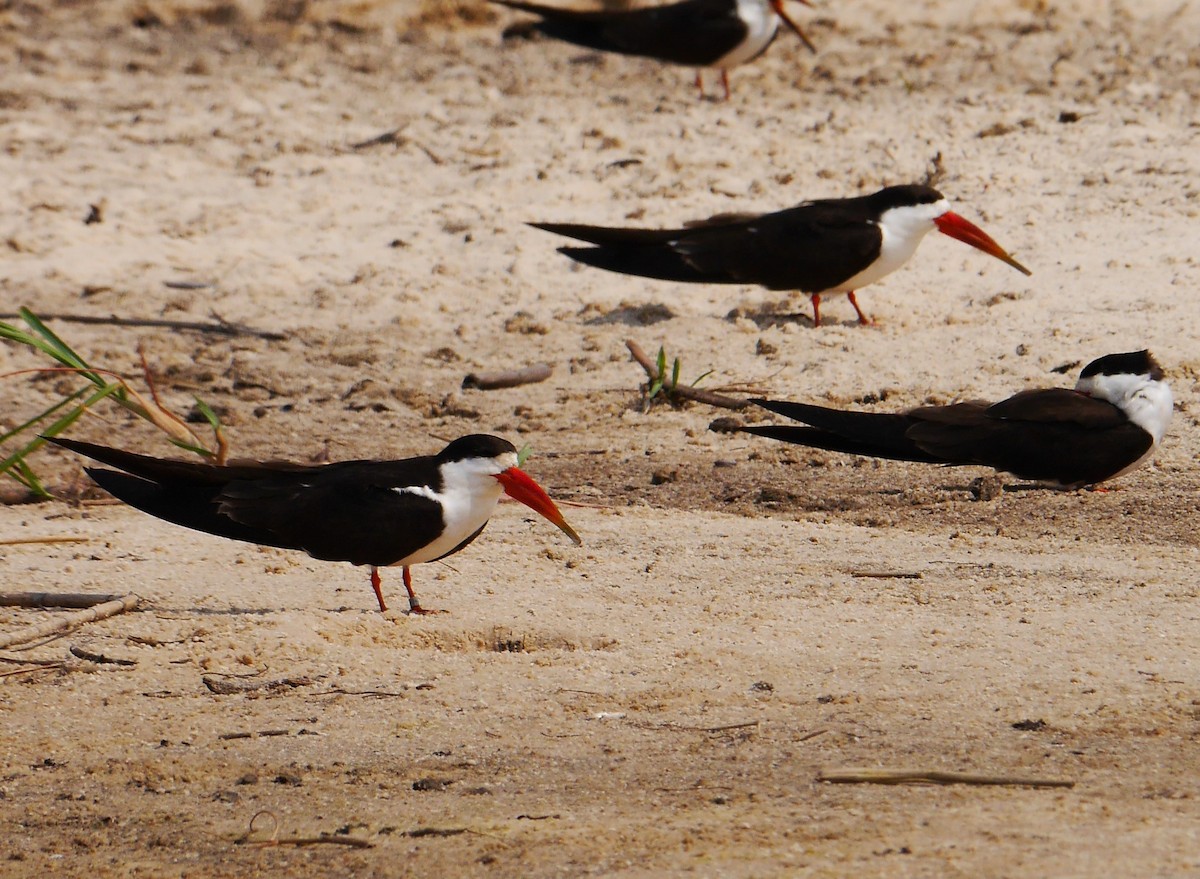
[1072,373,1173,482]
[714,0,779,69]
[390,455,512,566]
[830,200,948,293]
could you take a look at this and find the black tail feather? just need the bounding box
[531,222,684,247]
[745,400,945,464]
[84,468,300,551]
[47,437,310,484]
[558,246,717,284]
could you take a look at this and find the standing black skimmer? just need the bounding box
[532,184,1031,326]
[723,351,1171,487]
[49,434,581,614]
[492,0,816,99]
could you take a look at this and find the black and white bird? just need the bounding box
[725,351,1172,488]
[493,0,816,99]
[49,434,582,614]
[532,183,1031,326]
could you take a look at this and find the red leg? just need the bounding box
[403,565,443,615]
[369,566,387,613]
[810,292,822,327]
[695,70,704,98]
[847,291,873,325]
[721,69,731,101]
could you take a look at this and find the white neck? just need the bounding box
[1075,372,1173,445]
[831,199,949,293]
[391,452,517,566]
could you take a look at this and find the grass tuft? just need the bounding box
[0,308,227,497]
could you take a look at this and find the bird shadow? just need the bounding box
[725,305,820,329]
[582,302,675,326]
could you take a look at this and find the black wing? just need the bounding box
[743,400,944,463]
[906,390,1149,484]
[213,462,447,567]
[746,390,1150,484]
[534,202,883,293]
[50,438,449,566]
[494,0,751,66]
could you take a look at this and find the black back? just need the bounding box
[530,186,942,293]
[745,388,1151,486]
[48,436,513,567]
[495,0,757,67]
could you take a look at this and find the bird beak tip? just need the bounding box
[497,467,582,546]
[935,211,1031,277]
[770,0,817,53]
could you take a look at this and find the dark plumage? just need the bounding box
[532,184,1030,326]
[726,351,1172,487]
[48,435,580,613]
[493,0,815,98]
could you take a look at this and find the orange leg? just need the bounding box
[847,291,873,325]
[369,566,387,613]
[402,565,443,615]
[720,69,731,101]
[810,292,822,327]
[695,70,704,98]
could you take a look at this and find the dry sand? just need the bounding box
[2,0,1200,875]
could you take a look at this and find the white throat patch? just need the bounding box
[390,452,517,565]
[1075,372,1173,445]
[831,199,950,293]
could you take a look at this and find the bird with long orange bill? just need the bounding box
[533,183,1031,326]
[49,434,581,614]
[493,0,816,99]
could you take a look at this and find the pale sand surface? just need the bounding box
[2,1,1200,875]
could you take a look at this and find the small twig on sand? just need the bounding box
[0,311,286,341]
[657,720,760,733]
[0,662,63,679]
[219,729,294,740]
[818,768,1075,788]
[0,592,122,609]
[462,363,553,390]
[626,340,749,409]
[236,810,374,849]
[350,128,406,149]
[850,571,923,580]
[69,645,136,666]
[203,675,315,695]
[406,827,469,838]
[0,594,139,651]
[349,128,443,165]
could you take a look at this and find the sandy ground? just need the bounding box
[3,0,1200,875]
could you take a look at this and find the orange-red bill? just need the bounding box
[934,211,1032,276]
[770,0,816,54]
[495,467,582,546]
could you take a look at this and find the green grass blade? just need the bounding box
[516,443,533,467]
[0,320,50,350]
[4,461,38,493]
[192,398,222,431]
[17,308,109,388]
[19,308,91,369]
[0,386,92,446]
[167,438,216,459]
[0,383,124,482]
[12,459,49,497]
